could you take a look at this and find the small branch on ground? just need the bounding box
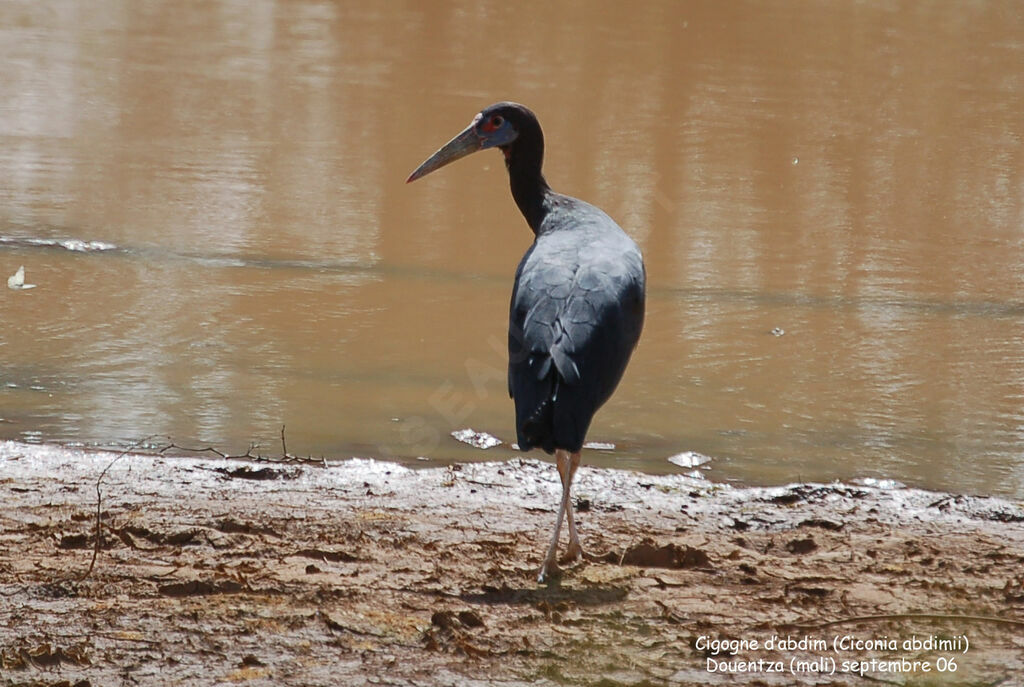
[77,436,158,581]
[158,425,325,466]
[74,427,325,580]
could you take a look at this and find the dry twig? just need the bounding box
[77,436,156,581]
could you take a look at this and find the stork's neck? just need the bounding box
[504,131,551,235]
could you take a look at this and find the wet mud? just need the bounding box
[1,442,1022,686]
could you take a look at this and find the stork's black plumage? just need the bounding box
[509,192,645,453]
[408,102,646,581]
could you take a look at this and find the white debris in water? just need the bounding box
[852,476,906,490]
[7,266,36,290]
[450,428,502,450]
[57,238,117,252]
[583,441,615,450]
[667,451,713,469]
[771,327,785,336]
[0,236,118,253]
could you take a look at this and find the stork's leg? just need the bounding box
[563,451,585,562]
[538,449,572,583]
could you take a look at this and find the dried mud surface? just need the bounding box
[1,441,1023,686]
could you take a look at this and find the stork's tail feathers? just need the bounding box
[519,376,558,452]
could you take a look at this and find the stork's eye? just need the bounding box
[490,115,504,128]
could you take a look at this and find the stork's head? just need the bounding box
[407,102,541,182]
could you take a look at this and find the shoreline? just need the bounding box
[2,440,1023,685]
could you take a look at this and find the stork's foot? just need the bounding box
[537,556,562,584]
[561,540,586,565]
[539,544,605,582]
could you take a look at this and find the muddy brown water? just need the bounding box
[1,2,1022,498]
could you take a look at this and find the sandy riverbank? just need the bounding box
[1,441,1022,686]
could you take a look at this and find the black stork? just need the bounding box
[407,102,646,582]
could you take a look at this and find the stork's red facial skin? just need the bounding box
[480,115,505,134]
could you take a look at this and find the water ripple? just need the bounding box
[0,236,120,253]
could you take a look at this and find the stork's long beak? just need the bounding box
[406,121,482,183]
